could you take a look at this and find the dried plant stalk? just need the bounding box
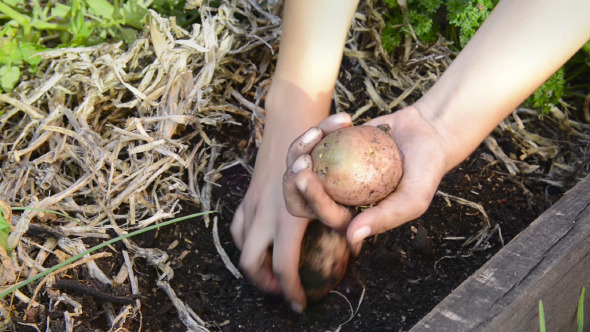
[0,0,588,331]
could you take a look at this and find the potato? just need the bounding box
[299,220,350,301]
[311,125,403,206]
[298,125,402,303]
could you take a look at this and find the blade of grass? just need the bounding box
[539,300,546,332]
[0,211,213,300]
[578,287,585,332]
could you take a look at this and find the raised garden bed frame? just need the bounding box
[412,175,590,331]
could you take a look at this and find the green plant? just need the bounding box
[0,209,212,300]
[445,0,496,47]
[380,0,590,115]
[0,208,10,251]
[381,0,440,51]
[0,0,147,92]
[381,0,498,52]
[583,40,590,67]
[539,299,546,332]
[0,24,46,91]
[538,287,585,332]
[578,288,585,332]
[525,67,566,114]
[150,0,201,27]
[0,0,200,93]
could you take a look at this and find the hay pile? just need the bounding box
[0,0,588,330]
[0,2,283,329]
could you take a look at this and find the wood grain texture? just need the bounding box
[412,175,590,332]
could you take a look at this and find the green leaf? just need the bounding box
[0,209,10,251]
[0,38,20,66]
[384,0,398,8]
[447,0,497,47]
[66,0,95,47]
[0,214,10,234]
[539,300,546,332]
[526,67,565,114]
[577,287,586,332]
[422,0,443,14]
[382,23,403,53]
[583,40,590,67]
[408,10,438,44]
[85,0,115,19]
[0,64,20,92]
[50,3,71,19]
[116,26,139,45]
[3,0,21,7]
[18,42,45,66]
[121,0,150,30]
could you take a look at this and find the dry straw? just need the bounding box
[0,0,588,330]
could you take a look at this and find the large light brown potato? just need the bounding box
[299,220,350,301]
[311,125,403,206]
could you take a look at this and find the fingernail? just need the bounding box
[291,301,303,314]
[352,226,371,244]
[333,112,350,124]
[292,155,309,173]
[295,176,308,192]
[301,128,320,144]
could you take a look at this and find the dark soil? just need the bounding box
[138,145,560,331]
[13,140,562,331]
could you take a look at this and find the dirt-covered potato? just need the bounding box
[299,220,350,301]
[299,125,402,303]
[311,125,403,206]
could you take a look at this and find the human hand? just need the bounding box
[230,79,331,313]
[283,106,448,254]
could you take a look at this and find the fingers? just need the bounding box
[317,112,352,134]
[284,112,353,223]
[233,198,310,312]
[286,112,352,167]
[234,112,355,312]
[232,200,281,294]
[346,169,442,255]
[272,215,309,313]
[238,211,281,294]
[293,168,353,230]
[283,154,316,218]
[230,202,246,249]
[284,153,353,229]
[286,127,322,167]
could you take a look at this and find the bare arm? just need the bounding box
[264,0,359,130]
[420,0,590,171]
[284,0,590,254]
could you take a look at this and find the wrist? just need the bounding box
[397,103,459,175]
[264,77,332,131]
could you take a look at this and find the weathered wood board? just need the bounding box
[411,175,590,332]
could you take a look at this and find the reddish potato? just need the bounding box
[299,220,350,301]
[298,124,403,303]
[311,125,403,206]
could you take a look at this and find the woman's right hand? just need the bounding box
[283,107,450,254]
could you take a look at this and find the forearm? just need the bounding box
[265,0,360,131]
[417,0,590,171]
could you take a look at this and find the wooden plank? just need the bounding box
[411,175,590,332]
